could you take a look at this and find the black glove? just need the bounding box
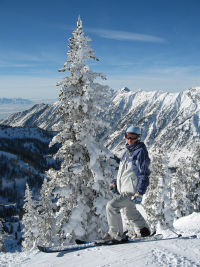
[131,193,143,204]
[109,179,118,194]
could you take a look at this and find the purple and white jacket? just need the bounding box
[116,142,150,195]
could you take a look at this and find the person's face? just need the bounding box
[126,133,138,145]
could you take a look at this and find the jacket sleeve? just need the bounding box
[136,147,150,194]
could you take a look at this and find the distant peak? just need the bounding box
[190,87,200,92]
[120,87,130,92]
[0,97,34,104]
[187,87,200,96]
[186,87,200,103]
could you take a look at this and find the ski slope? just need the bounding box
[0,212,200,267]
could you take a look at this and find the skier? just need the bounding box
[103,125,151,242]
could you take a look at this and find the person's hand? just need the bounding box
[132,193,143,204]
[109,179,118,194]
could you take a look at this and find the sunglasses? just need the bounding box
[126,137,138,140]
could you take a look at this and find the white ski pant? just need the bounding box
[106,193,148,238]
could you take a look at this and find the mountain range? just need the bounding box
[0,102,60,130]
[1,87,199,166]
[0,98,34,105]
[104,87,200,166]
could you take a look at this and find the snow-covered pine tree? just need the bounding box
[44,15,116,245]
[171,158,191,218]
[22,184,39,251]
[37,178,58,246]
[156,150,174,232]
[144,152,159,232]
[171,143,200,218]
[189,144,200,211]
[144,148,174,232]
[0,219,5,252]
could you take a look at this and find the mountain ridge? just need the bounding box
[0,98,34,105]
[0,87,199,165]
[103,87,199,167]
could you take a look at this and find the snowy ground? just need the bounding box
[0,212,200,267]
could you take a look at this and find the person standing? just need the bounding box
[103,125,151,241]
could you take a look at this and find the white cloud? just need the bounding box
[87,28,165,43]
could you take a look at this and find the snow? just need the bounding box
[174,212,200,236]
[0,212,200,267]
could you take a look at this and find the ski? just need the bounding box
[37,234,197,253]
[37,242,97,253]
[37,234,162,253]
[75,232,160,245]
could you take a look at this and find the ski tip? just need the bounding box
[151,230,156,236]
[37,245,53,253]
[75,239,85,245]
[37,246,46,252]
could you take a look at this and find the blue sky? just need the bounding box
[1,0,200,99]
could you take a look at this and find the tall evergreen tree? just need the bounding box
[156,151,174,231]
[171,143,200,218]
[171,158,191,218]
[43,16,115,245]
[0,219,5,252]
[144,148,174,232]
[37,178,58,246]
[189,144,200,211]
[22,184,38,251]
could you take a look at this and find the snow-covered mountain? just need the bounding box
[1,87,199,165]
[104,87,200,166]
[0,102,60,130]
[0,98,34,105]
[0,125,59,206]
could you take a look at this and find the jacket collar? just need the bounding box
[126,142,140,152]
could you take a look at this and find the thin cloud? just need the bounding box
[0,60,38,68]
[146,65,200,75]
[87,28,165,43]
[0,52,43,68]
[0,49,62,68]
[0,51,43,62]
